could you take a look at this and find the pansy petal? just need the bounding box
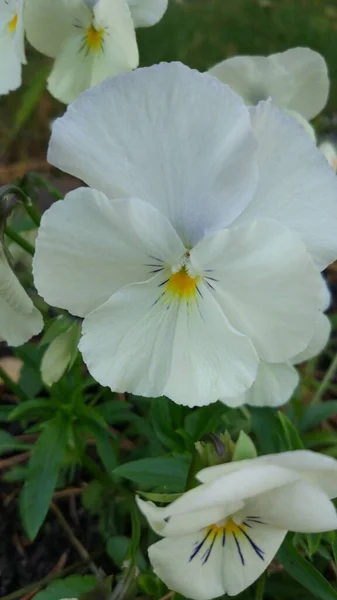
[197,450,337,499]
[0,251,43,346]
[269,47,329,120]
[48,62,258,247]
[33,188,185,318]
[191,218,322,362]
[24,0,84,58]
[126,0,168,27]
[235,101,337,270]
[148,533,226,600]
[293,313,330,364]
[0,34,21,94]
[247,480,337,533]
[221,361,299,408]
[79,278,258,406]
[157,465,299,520]
[148,522,286,598]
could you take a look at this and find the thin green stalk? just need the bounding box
[0,364,30,403]
[255,572,266,600]
[4,226,35,256]
[128,498,141,563]
[29,173,64,200]
[0,184,40,226]
[51,502,101,577]
[312,352,337,404]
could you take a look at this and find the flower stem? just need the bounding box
[0,184,41,226]
[51,501,101,577]
[28,173,64,200]
[4,226,35,256]
[255,572,266,600]
[311,352,337,404]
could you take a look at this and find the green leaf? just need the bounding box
[184,402,228,442]
[136,490,182,503]
[11,66,50,138]
[150,397,183,450]
[300,402,337,432]
[278,537,337,600]
[0,429,30,455]
[9,399,56,422]
[278,412,304,450]
[95,400,135,425]
[0,405,12,422]
[113,455,191,491]
[15,343,45,397]
[232,430,257,461]
[107,535,146,569]
[33,575,97,600]
[250,407,282,453]
[91,425,117,472]
[20,414,70,540]
[79,405,109,430]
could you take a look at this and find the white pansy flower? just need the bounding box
[223,280,331,408]
[320,139,337,172]
[126,0,168,27]
[0,243,43,346]
[0,0,26,95]
[137,450,337,599]
[33,63,337,407]
[209,47,329,136]
[24,0,139,104]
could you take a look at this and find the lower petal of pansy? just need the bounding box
[220,360,299,408]
[148,519,286,599]
[190,218,322,363]
[79,277,258,406]
[33,189,185,318]
[292,312,330,364]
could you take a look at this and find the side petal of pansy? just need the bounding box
[0,246,43,346]
[48,62,258,246]
[0,0,25,95]
[126,0,168,27]
[235,100,337,271]
[190,218,322,363]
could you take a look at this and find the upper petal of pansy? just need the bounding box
[197,450,337,500]
[0,32,22,94]
[48,63,258,247]
[126,0,168,27]
[220,360,299,409]
[209,54,282,106]
[147,521,286,599]
[0,249,43,346]
[268,47,329,120]
[234,101,337,271]
[148,464,299,521]
[79,277,258,406]
[24,0,85,58]
[33,187,185,318]
[190,218,322,363]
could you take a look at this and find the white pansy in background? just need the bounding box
[0,0,26,95]
[320,139,337,172]
[126,0,168,27]
[137,450,337,599]
[0,243,43,346]
[24,0,139,104]
[222,279,331,408]
[33,63,337,407]
[209,47,329,136]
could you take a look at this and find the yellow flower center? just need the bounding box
[166,266,199,300]
[85,24,104,51]
[209,519,246,536]
[7,13,18,33]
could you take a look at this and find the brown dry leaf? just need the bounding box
[0,356,23,384]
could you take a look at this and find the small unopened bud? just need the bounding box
[195,431,235,467]
[41,322,81,386]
